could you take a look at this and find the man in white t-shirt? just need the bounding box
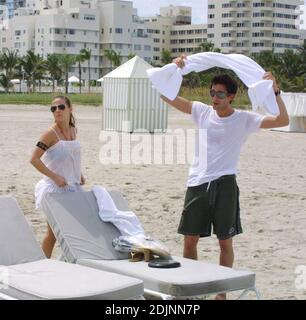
[161,55,289,300]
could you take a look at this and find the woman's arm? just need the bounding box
[30,130,67,187]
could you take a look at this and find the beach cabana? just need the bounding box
[101,56,168,133]
[275,93,306,132]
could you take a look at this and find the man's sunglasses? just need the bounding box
[50,104,66,113]
[209,89,229,99]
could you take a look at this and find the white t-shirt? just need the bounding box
[187,101,265,187]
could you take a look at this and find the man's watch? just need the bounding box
[275,89,281,96]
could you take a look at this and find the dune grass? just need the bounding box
[180,86,251,110]
[0,93,102,106]
[0,87,251,109]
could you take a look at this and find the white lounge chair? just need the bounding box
[0,196,143,300]
[41,191,261,300]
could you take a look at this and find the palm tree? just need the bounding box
[128,53,136,60]
[46,54,62,92]
[195,41,215,53]
[161,49,172,65]
[0,48,19,80]
[113,51,122,67]
[60,54,76,94]
[278,50,302,79]
[21,50,46,93]
[75,52,86,93]
[0,74,13,93]
[104,49,122,70]
[80,48,91,93]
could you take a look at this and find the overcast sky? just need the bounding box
[131,0,306,28]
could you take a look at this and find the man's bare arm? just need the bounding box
[260,72,289,129]
[161,95,192,114]
[160,54,192,114]
[260,95,289,129]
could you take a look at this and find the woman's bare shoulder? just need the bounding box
[39,126,58,146]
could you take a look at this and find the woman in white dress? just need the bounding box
[30,96,85,258]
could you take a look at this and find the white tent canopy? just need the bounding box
[102,56,153,79]
[10,79,20,84]
[68,76,79,83]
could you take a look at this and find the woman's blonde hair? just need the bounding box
[52,95,75,127]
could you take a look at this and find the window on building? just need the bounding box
[115,28,123,34]
[54,41,63,47]
[66,42,75,47]
[84,14,95,21]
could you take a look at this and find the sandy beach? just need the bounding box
[0,103,305,300]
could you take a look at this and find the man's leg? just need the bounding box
[215,238,234,300]
[183,235,200,260]
[219,238,234,268]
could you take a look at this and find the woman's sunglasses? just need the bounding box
[209,89,229,99]
[50,104,66,113]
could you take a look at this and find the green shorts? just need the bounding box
[178,175,242,240]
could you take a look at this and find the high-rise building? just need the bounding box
[301,28,306,45]
[144,5,206,65]
[0,1,207,79]
[6,0,26,18]
[207,0,303,54]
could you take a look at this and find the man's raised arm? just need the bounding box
[260,72,289,129]
[160,54,192,115]
[161,95,192,114]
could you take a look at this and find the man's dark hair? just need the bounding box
[210,74,238,95]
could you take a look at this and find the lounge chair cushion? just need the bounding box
[0,259,143,300]
[42,191,256,297]
[77,257,255,297]
[41,192,129,262]
[0,196,45,265]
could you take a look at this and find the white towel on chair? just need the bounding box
[92,186,144,237]
[146,52,279,115]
